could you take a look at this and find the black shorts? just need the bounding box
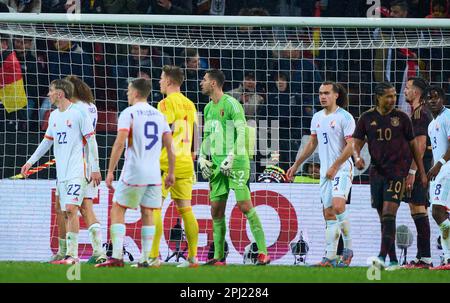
[403,179,430,207]
[370,175,406,211]
[403,159,432,207]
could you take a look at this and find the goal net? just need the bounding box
[0,14,448,265]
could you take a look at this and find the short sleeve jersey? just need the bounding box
[428,107,450,165]
[117,102,171,186]
[353,108,415,178]
[45,103,95,181]
[310,107,356,177]
[411,104,433,168]
[203,94,250,169]
[76,101,98,129]
[157,92,197,178]
[75,101,98,175]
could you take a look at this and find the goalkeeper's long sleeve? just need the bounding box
[27,138,53,165]
[85,135,100,172]
[233,119,247,157]
[200,128,211,159]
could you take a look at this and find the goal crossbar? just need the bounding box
[0,13,450,28]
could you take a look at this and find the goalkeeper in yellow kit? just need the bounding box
[199,69,270,265]
[148,65,199,268]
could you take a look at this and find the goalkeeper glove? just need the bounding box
[220,153,234,177]
[198,155,213,180]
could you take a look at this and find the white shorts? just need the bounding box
[84,182,98,200]
[56,178,88,211]
[55,181,97,199]
[430,165,450,208]
[112,181,161,210]
[320,171,352,209]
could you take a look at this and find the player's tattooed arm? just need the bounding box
[406,135,427,191]
[409,138,428,188]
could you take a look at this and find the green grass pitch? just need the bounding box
[1,262,449,283]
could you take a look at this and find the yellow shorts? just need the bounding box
[161,171,194,200]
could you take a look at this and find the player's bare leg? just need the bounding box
[333,197,353,266]
[133,207,155,268]
[375,207,397,269]
[50,196,67,262]
[404,204,432,268]
[51,204,80,264]
[430,205,450,270]
[238,200,270,265]
[204,200,227,266]
[373,201,400,269]
[148,199,163,267]
[175,199,199,268]
[313,207,339,267]
[96,202,126,267]
[80,198,107,264]
[66,204,80,259]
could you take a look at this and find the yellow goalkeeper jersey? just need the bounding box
[158,92,197,178]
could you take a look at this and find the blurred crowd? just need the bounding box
[0,0,446,18]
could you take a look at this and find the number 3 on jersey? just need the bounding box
[144,121,158,150]
[322,133,328,144]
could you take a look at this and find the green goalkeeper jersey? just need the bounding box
[201,94,251,169]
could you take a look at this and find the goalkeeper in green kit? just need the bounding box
[199,69,270,265]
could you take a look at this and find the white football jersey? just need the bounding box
[428,107,450,168]
[117,102,171,186]
[45,103,95,181]
[311,107,356,177]
[74,101,98,176]
[74,100,98,129]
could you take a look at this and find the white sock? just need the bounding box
[325,220,340,260]
[66,232,79,258]
[439,219,450,260]
[58,237,67,255]
[88,223,104,256]
[111,223,126,260]
[141,225,155,262]
[336,210,352,250]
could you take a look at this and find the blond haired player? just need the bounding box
[22,79,102,265]
[148,65,199,268]
[50,75,107,264]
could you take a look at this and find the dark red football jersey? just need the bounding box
[411,103,433,168]
[353,108,415,178]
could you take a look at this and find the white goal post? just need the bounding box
[1,13,450,50]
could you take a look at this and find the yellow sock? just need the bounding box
[149,208,162,259]
[178,206,199,259]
